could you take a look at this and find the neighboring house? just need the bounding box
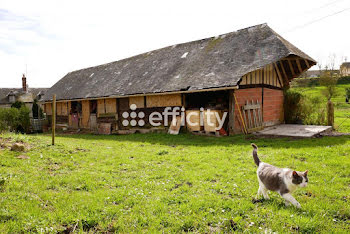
[299,70,320,78]
[299,69,340,78]
[43,24,316,135]
[340,62,350,76]
[0,74,48,117]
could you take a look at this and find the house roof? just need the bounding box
[341,62,350,68]
[0,88,48,104]
[43,23,316,102]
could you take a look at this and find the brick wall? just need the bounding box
[263,88,284,127]
[233,88,283,133]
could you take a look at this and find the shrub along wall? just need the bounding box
[283,90,326,125]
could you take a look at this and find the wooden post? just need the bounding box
[52,94,56,145]
[327,100,334,128]
[228,90,235,135]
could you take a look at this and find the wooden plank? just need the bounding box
[68,102,72,126]
[204,110,222,132]
[61,102,68,116]
[251,100,258,128]
[240,75,246,85]
[242,106,248,131]
[279,61,289,85]
[129,96,144,108]
[257,100,263,126]
[287,59,295,76]
[186,110,201,132]
[304,59,310,67]
[45,103,52,115]
[146,94,182,107]
[56,102,61,116]
[105,98,117,113]
[97,99,105,117]
[246,100,253,129]
[181,94,186,108]
[269,64,273,85]
[233,93,247,134]
[243,103,260,110]
[168,116,182,135]
[81,100,90,128]
[296,59,303,73]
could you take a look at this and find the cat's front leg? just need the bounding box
[281,193,301,208]
[256,186,262,199]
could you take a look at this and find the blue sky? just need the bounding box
[0,0,349,88]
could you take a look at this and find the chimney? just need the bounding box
[22,74,27,92]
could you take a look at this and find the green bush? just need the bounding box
[0,106,31,133]
[284,90,326,125]
[284,90,303,124]
[32,99,44,119]
[301,96,326,125]
[11,101,25,109]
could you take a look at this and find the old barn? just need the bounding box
[43,24,316,135]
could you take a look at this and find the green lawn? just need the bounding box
[1,133,350,233]
[291,83,350,132]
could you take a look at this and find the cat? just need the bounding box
[251,143,308,208]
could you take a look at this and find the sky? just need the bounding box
[0,0,349,88]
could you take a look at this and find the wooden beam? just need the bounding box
[296,59,303,73]
[287,59,295,77]
[228,90,235,135]
[279,61,289,86]
[304,59,310,68]
[43,85,240,104]
[273,63,283,87]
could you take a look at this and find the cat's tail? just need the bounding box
[251,143,260,166]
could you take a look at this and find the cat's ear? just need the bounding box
[292,171,298,177]
[304,170,308,176]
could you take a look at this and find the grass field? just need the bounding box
[291,83,350,132]
[1,132,350,233]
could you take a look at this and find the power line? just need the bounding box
[300,0,345,15]
[285,7,350,33]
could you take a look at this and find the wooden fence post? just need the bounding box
[52,94,56,145]
[327,100,334,128]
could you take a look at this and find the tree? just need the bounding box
[32,99,43,119]
[319,54,339,101]
[11,101,24,109]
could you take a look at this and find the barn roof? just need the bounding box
[43,23,316,102]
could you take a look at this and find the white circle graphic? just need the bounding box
[130,104,137,110]
[122,120,129,126]
[130,120,137,126]
[138,112,145,118]
[130,112,137,118]
[138,120,145,126]
[122,112,129,118]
